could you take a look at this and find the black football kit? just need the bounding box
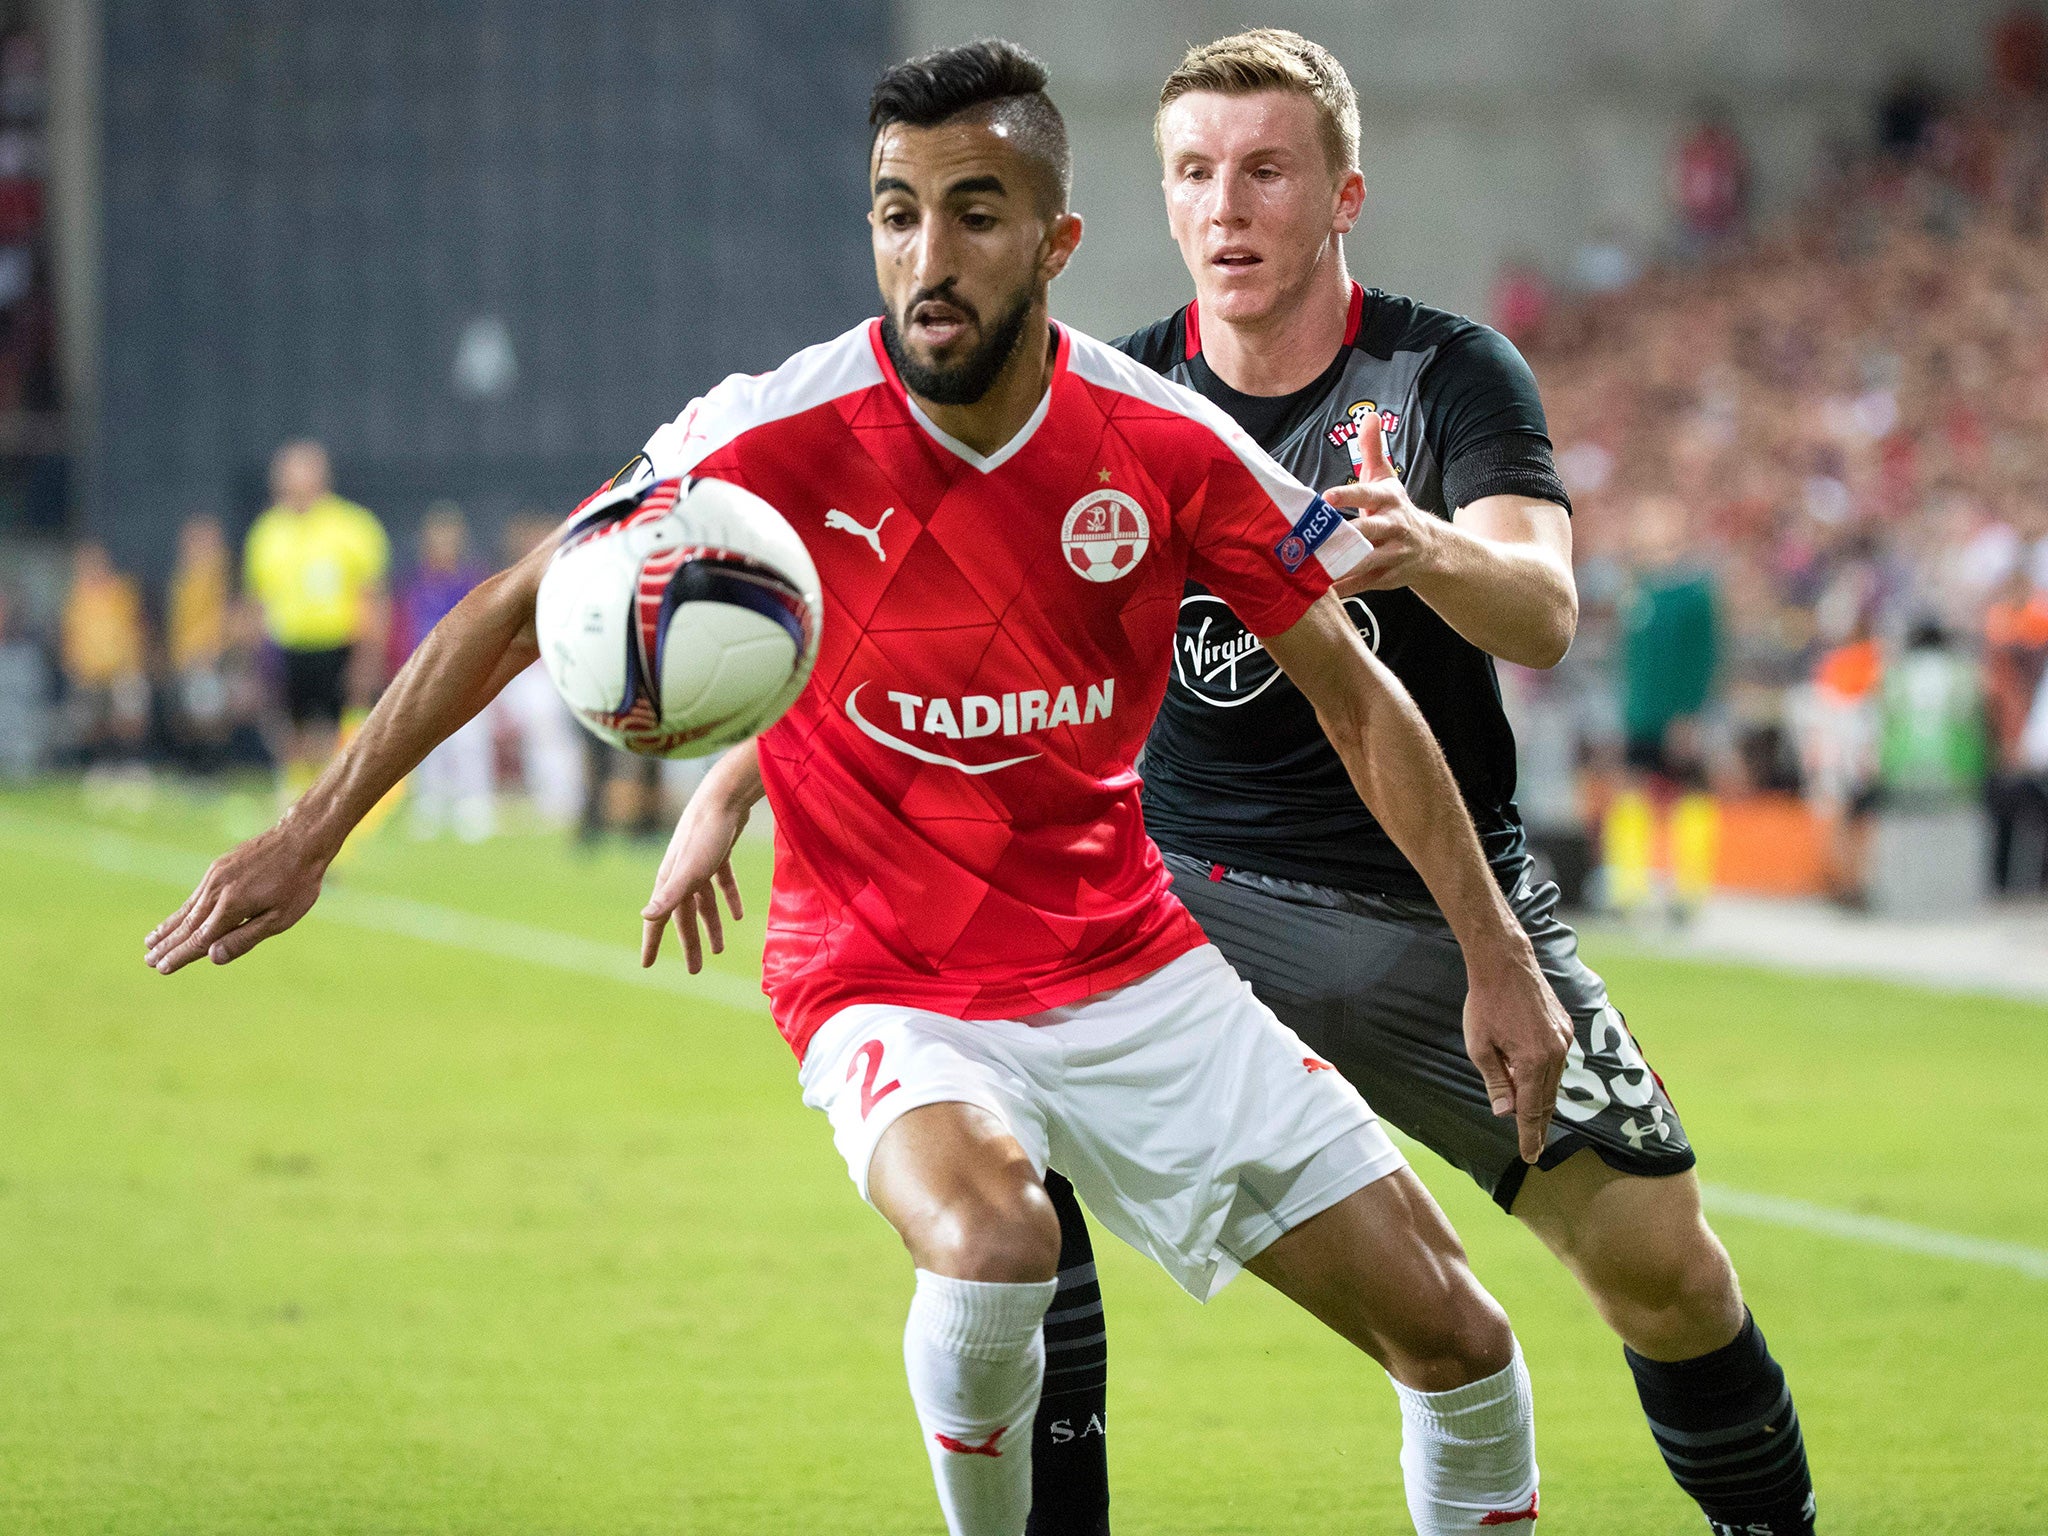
[1027,284,1815,1536]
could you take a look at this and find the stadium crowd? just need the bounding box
[1501,12,2048,899]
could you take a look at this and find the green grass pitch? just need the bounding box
[1,783,2043,1533]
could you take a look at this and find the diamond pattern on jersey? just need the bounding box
[680,321,1329,1053]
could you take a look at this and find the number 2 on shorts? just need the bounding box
[848,1039,901,1120]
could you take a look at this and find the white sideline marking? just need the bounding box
[0,810,769,1016]
[11,809,2048,1279]
[1701,1184,2048,1281]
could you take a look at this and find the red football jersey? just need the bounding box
[642,320,1367,1056]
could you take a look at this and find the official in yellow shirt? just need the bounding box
[242,441,390,789]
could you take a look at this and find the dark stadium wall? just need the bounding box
[90,0,890,575]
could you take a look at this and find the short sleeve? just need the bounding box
[1421,327,1572,515]
[1185,428,1369,639]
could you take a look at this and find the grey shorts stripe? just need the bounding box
[1163,851,1695,1210]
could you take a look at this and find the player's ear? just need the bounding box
[1040,211,1083,282]
[1333,169,1366,235]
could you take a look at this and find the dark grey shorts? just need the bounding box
[1164,851,1695,1211]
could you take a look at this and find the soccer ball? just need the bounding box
[536,475,822,757]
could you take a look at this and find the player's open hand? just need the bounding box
[143,824,329,975]
[1323,416,1442,596]
[1461,954,1574,1163]
[640,787,750,974]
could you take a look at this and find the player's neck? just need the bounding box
[912,313,1056,458]
[1199,248,1351,398]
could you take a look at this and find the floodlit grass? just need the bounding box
[1,782,2043,1532]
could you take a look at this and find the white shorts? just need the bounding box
[798,944,1407,1301]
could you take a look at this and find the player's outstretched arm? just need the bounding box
[1266,595,1573,1160]
[1324,417,1576,669]
[641,740,762,973]
[143,540,554,975]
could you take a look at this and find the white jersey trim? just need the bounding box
[639,321,887,481]
[1064,327,1370,582]
[904,381,1054,474]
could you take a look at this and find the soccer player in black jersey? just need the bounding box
[1026,29,1818,1536]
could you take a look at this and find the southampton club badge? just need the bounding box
[1061,489,1151,583]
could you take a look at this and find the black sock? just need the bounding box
[1026,1170,1110,1536]
[1626,1310,1816,1535]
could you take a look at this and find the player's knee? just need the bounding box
[1380,1264,1516,1390]
[1588,1221,1743,1354]
[914,1180,1061,1283]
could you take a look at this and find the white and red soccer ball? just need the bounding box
[535,475,822,757]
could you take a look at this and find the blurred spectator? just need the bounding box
[1605,497,1722,918]
[59,540,148,767]
[398,502,493,840]
[491,513,586,828]
[1984,564,2048,889]
[165,513,235,771]
[242,441,389,801]
[1621,498,1720,785]
[1879,620,1987,804]
[1991,6,2048,99]
[0,582,50,775]
[1802,595,1885,906]
[1671,104,1751,253]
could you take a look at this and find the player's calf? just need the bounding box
[870,1103,1061,1536]
[1516,1157,1816,1534]
[1248,1170,1540,1534]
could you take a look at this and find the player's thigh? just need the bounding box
[1036,945,1404,1303]
[1243,1167,1512,1384]
[1512,1149,1742,1354]
[799,1005,1057,1279]
[1166,858,1515,1191]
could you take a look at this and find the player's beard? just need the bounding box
[880,281,1036,406]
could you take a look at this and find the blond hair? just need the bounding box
[1155,28,1360,175]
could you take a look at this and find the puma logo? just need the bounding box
[934,1427,1007,1458]
[1304,1057,1335,1073]
[1479,1492,1539,1525]
[824,506,894,562]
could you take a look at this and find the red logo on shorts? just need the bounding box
[935,1427,1007,1458]
[1304,1056,1335,1073]
[848,1039,901,1120]
[1479,1492,1539,1525]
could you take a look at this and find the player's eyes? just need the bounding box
[961,211,998,230]
[880,208,916,229]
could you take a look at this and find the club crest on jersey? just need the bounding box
[1326,398,1402,449]
[1061,490,1150,583]
[1274,495,1342,574]
[1175,593,1379,708]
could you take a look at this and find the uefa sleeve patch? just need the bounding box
[1274,496,1342,574]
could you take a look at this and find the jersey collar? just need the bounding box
[868,317,1068,475]
[1184,280,1367,359]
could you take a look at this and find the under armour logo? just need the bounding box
[934,1426,1006,1458]
[1479,1492,1539,1525]
[825,506,894,562]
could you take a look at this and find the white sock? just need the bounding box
[1389,1341,1541,1532]
[902,1269,1058,1536]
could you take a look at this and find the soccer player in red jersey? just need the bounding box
[145,42,1570,1535]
